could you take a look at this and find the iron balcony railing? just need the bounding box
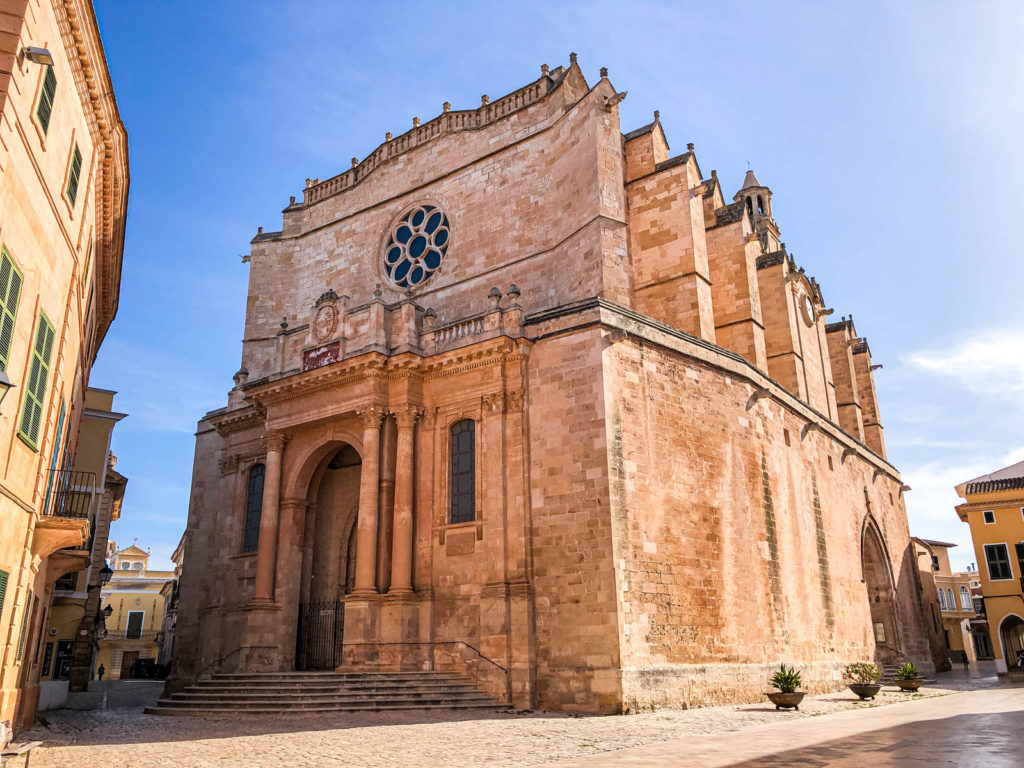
[43,469,96,519]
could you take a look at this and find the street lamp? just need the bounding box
[21,47,53,66]
[87,563,114,591]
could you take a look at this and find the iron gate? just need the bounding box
[296,601,345,670]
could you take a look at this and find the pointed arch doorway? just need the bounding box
[861,521,899,665]
[296,443,361,670]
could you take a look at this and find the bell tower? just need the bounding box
[734,169,780,253]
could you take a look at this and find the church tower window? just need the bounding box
[449,420,475,523]
[383,204,450,288]
[243,464,265,553]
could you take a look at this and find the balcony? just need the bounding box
[43,470,97,519]
[33,470,96,558]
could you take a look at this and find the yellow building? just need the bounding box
[956,460,1024,675]
[920,540,978,664]
[37,388,125,710]
[0,0,128,730]
[96,545,173,680]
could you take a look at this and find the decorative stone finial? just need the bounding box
[232,367,249,388]
[541,63,549,77]
[373,283,383,301]
[305,178,312,187]
[385,132,392,142]
[443,101,450,113]
[653,110,660,121]
[687,142,694,152]
[481,94,489,106]
[423,307,436,328]
[711,169,717,178]
[257,226,264,235]
[280,316,289,331]
[600,67,608,78]
[507,284,521,302]
[488,286,502,308]
[569,52,578,65]
[289,195,296,204]
[413,116,420,127]
[351,157,358,168]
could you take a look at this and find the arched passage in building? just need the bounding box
[296,442,362,670]
[998,613,1024,673]
[861,519,899,664]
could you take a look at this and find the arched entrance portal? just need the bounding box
[861,521,899,664]
[296,443,361,670]
[998,613,1024,673]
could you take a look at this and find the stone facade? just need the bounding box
[172,56,932,712]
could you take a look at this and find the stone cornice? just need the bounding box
[242,352,390,408]
[54,0,129,351]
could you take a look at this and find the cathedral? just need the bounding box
[172,55,932,712]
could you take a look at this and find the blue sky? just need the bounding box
[91,1,1024,571]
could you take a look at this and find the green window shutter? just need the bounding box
[0,569,8,620]
[42,399,65,515]
[36,66,57,134]
[0,249,23,371]
[16,589,32,660]
[18,314,55,450]
[66,144,82,206]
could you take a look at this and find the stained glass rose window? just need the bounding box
[383,204,450,288]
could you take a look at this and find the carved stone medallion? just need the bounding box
[313,302,339,343]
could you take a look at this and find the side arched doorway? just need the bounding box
[861,521,899,664]
[296,443,361,670]
[998,613,1024,672]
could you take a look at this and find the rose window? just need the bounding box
[383,205,450,288]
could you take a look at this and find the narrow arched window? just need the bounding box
[938,589,947,611]
[745,197,753,216]
[243,464,265,553]
[450,420,475,524]
[757,195,765,214]
[959,586,971,611]
[946,588,955,612]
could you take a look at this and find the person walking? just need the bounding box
[97,663,105,680]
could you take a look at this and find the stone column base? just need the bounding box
[240,601,284,672]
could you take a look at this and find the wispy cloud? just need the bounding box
[903,329,1024,397]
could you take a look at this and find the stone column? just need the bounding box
[253,431,286,602]
[389,406,421,594]
[352,406,384,596]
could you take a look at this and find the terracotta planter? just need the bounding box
[896,678,923,691]
[766,691,806,710]
[848,683,882,700]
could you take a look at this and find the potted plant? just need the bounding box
[842,662,882,700]
[895,662,923,691]
[766,663,805,710]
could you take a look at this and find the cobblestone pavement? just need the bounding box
[18,671,1012,768]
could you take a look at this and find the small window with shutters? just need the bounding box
[36,65,56,135]
[18,313,55,450]
[66,143,82,206]
[0,569,8,623]
[16,589,32,661]
[126,610,144,639]
[449,419,476,524]
[0,249,23,370]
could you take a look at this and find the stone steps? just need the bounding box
[145,671,505,716]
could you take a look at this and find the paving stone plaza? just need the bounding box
[20,668,1024,767]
